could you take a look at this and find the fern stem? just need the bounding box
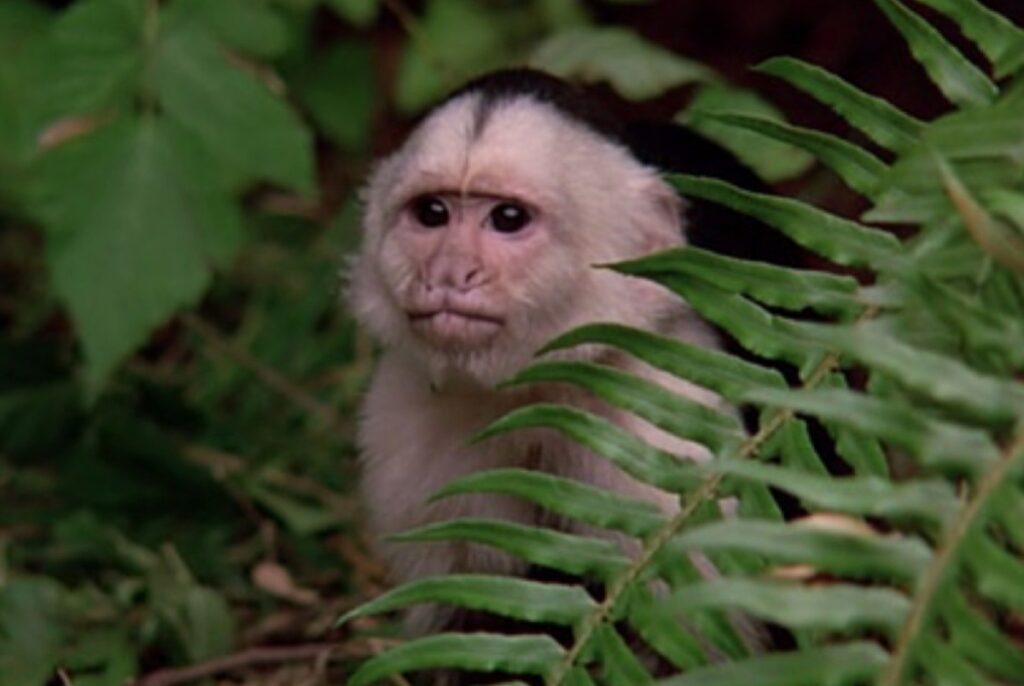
[879,430,1024,686]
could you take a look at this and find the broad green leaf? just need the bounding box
[153,25,314,193]
[757,56,923,151]
[0,1,50,52]
[63,627,137,686]
[477,404,697,492]
[912,0,1024,78]
[0,579,65,686]
[393,518,631,580]
[540,323,787,403]
[394,0,503,113]
[614,247,864,316]
[293,41,376,151]
[679,85,813,183]
[874,0,997,108]
[654,642,887,686]
[670,175,905,270]
[743,387,1000,476]
[326,0,380,27]
[30,0,143,123]
[789,320,1024,425]
[434,468,667,538]
[341,575,596,626]
[159,586,235,662]
[162,0,291,58]
[502,360,745,453]
[531,27,715,101]
[349,634,564,686]
[702,113,887,197]
[671,520,932,583]
[594,624,654,686]
[31,118,215,388]
[663,580,908,637]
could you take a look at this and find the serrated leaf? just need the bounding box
[394,518,631,580]
[614,247,864,316]
[941,587,1024,680]
[477,404,697,492]
[341,575,596,627]
[703,113,887,197]
[670,175,905,270]
[911,0,1024,78]
[531,27,715,101]
[349,634,564,686]
[434,468,666,538]
[680,84,814,182]
[671,520,932,583]
[153,24,314,193]
[654,642,887,686]
[874,0,997,108]
[394,0,503,113]
[31,117,214,388]
[540,323,787,403]
[502,360,745,453]
[757,56,923,151]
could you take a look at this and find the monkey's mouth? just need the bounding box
[408,309,504,347]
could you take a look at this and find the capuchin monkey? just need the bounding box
[349,69,770,635]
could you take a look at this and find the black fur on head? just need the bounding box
[434,67,625,146]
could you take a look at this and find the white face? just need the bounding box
[350,93,685,387]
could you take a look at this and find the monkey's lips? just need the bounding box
[408,308,504,348]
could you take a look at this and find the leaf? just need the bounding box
[757,56,923,151]
[30,117,215,388]
[394,0,503,113]
[653,642,887,686]
[163,0,291,59]
[672,519,932,583]
[594,624,654,686]
[30,0,144,124]
[701,113,887,197]
[153,24,314,193]
[669,175,905,270]
[160,586,235,662]
[393,518,631,580]
[325,0,380,27]
[531,27,715,101]
[679,84,815,182]
[0,579,65,686]
[539,323,787,403]
[910,0,1024,78]
[941,588,1024,680]
[662,580,909,638]
[614,247,864,316]
[742,387,1000,476]
[293,41,376,151]
[0,1,50,53]
[501,361,746,453]
[341,575,597,627]
[348,634,564,686]
[434,468,667,538]
[873,0,997,108]
[477,404,697,492]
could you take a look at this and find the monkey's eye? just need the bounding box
[489,203,531,234]
[412,195,449,228]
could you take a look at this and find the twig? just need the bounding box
[135,642,350,686]
[181,313,349,436]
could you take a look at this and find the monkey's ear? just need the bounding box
[637,175,688,253]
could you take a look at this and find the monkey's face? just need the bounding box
[350,94,684,387]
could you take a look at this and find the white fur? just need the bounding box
[349,90,723,633]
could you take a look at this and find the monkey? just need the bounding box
[348,68,749,636]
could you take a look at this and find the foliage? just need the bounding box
[341,1,1024,685]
